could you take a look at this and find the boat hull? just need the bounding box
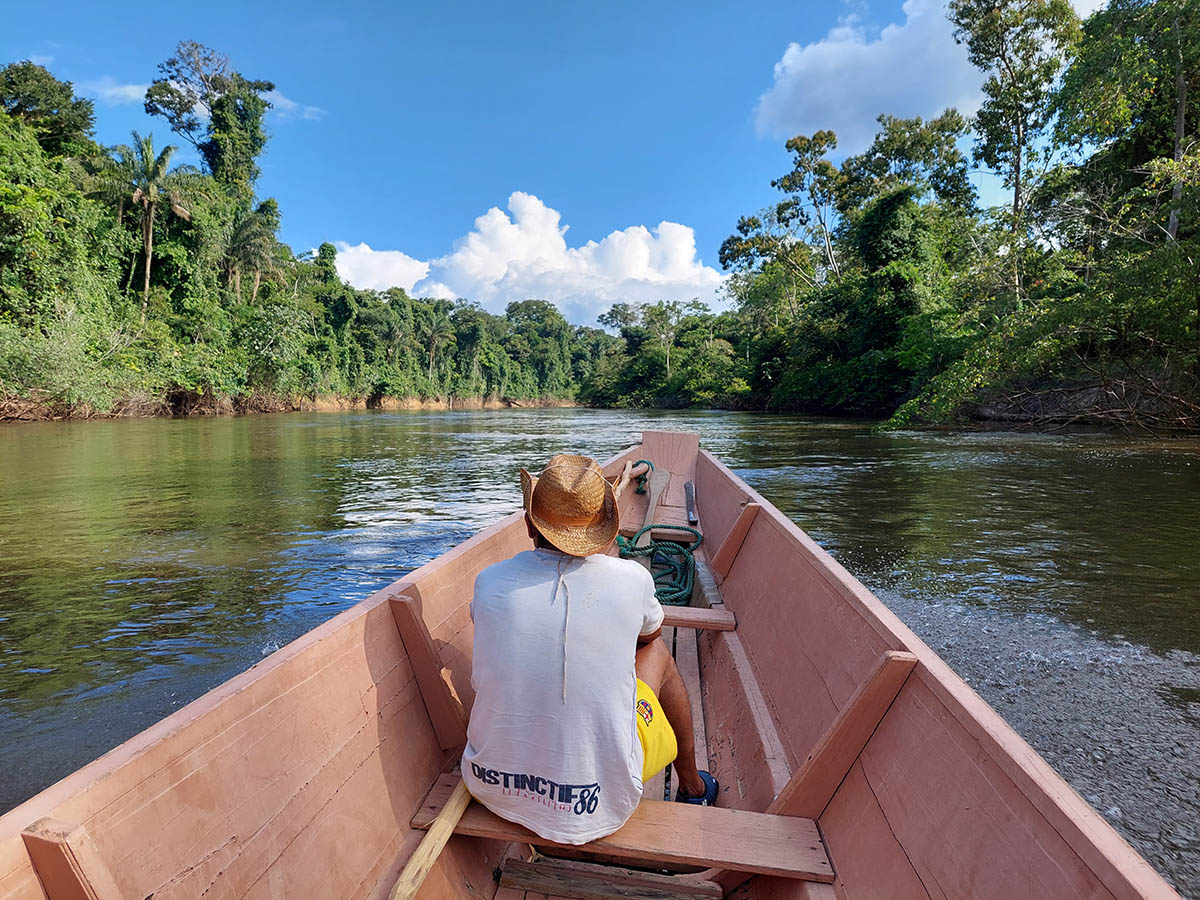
[0,433,1178,899]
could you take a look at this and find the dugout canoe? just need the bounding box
[0,430,1180,900]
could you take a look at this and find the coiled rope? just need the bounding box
[615,456,703,606]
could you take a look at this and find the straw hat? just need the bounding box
[520,454,619,557]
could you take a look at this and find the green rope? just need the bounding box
[617,523,703,606]
[631,459,654,494]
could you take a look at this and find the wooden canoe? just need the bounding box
[0,430,1180,900]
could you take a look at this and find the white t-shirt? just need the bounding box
[461,548,664,844]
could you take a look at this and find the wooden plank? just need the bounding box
[699,630,791,812]
[639,431,700,480]
[818,761,935,900]
[413,775,833,882]
[660,607,735,632]
[387,779,472,900]
[500,857,722,899]
[709,651,917,894]
[643,626,670,802]
[21,819,123,900]
[641,768,666,802]
[690,553,721,609]
[673,628,708,775]
[634,469,671,553]
[390,592,469,750]
[770,651,917,819]
[708,503,761,583]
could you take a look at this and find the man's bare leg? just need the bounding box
[635,637,707,798]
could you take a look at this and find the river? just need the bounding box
[0,409,1197,894]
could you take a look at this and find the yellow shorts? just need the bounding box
[635,678,678,782]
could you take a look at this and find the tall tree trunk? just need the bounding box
[428,341,436,380]
[251,270,262,305]
[1168,16,1186,241]
[141,205,156,324]
[1012,122,1024,308]
[233,268,242,304]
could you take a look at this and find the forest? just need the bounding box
[2,0,1198,429]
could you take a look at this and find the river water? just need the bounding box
[0,409,1197,893]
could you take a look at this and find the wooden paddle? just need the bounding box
[634,468,671,568]
[386,778,472,900]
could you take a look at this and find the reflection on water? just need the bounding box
[0,410,1197,892]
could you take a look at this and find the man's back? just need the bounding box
[462,547,662,844]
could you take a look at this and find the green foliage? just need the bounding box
[0,110,116,330]
[4,11,1200,429]
[0,61,95,157]
[145,41,274,206]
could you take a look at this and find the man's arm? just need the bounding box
[637,626,662,645]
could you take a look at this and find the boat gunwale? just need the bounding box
[0,437,1178,899]
[697,447,1175,900]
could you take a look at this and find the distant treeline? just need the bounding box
[3,0,1200,429]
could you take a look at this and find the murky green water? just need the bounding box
[1,410,1198,893]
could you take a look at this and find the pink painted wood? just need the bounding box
[0,436,1179,900]
[20,819,122,900]
[708,502,762,583]
[389,593,469,750]
[692,448,1176,900]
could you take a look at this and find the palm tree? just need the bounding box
[417,305,456,382]
[224,210,278,304]
[118,132,193,322]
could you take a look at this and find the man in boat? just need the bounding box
[461,454,718,845]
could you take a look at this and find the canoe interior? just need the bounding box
[0,432,1177,900]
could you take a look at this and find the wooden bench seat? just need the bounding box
[499,857,722,900]
[412,774,834,882]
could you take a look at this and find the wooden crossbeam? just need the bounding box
[711,650,918,893]
[413,774,834,882]
[772,650,918,818]
[389,592,468,750]
[660,606,735,631]
[21,818,123,900]
[500,857,722,899]
[709,503,761,583]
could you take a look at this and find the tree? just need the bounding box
[144,41,274,205]
[642,301,685,379]
[0,61,94,156]
[838,110,977,214]
[772,130,843,280]
[224,205,278,303]
[143,42,229,150]
[949,0,1080,301]
[118,132,193,320]
[1056,0,1200,239]
[417,301,455,381]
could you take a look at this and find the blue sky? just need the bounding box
[6,0,1101,323]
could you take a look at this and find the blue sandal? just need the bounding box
[674,770,719,805]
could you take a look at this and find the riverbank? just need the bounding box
[0,391,577,422]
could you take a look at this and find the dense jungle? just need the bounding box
[2,0,1198,429]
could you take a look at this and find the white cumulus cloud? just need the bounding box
[333,242,429,292]
[755,0,1107,155]
[336,192,724,324]
[81,76,149,105]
